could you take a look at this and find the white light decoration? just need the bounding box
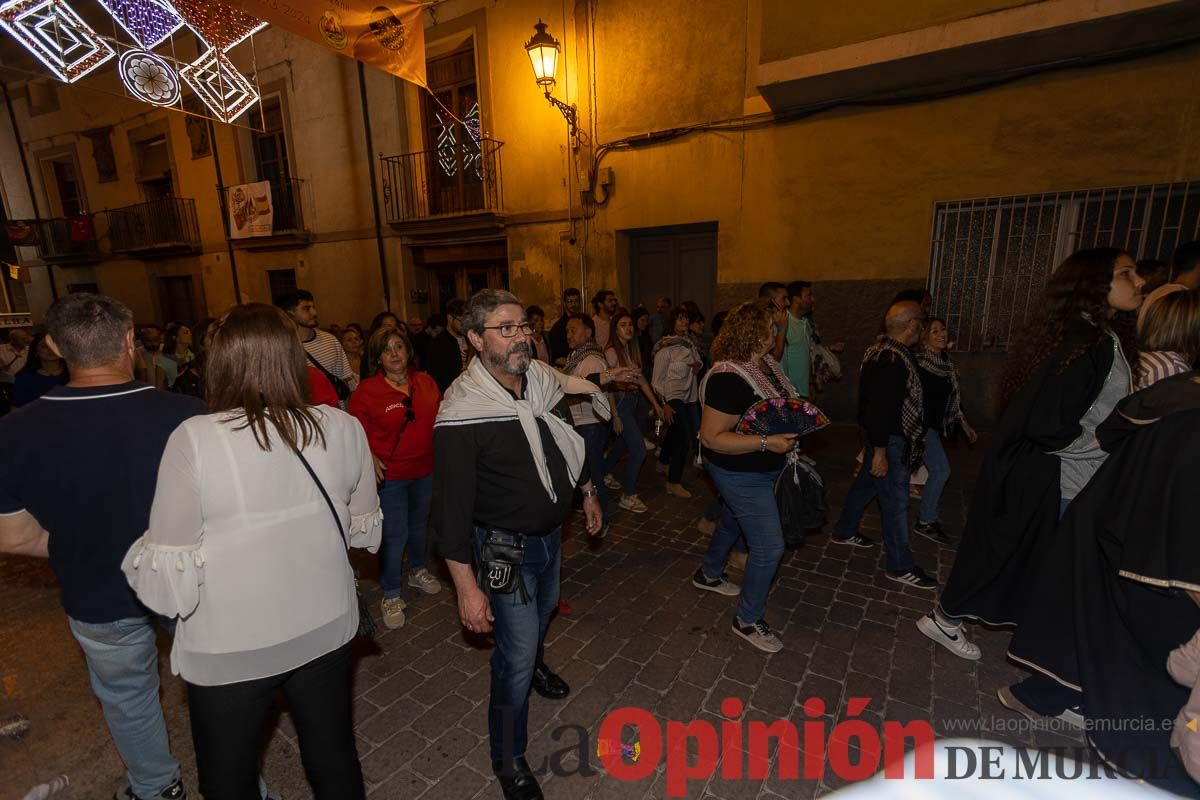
[96,0,183,49]
[119,49,179,106]
[179,47,258,123]
[0,0,115,83]
[169,0,266,53]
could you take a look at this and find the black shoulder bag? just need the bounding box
[293,448,378,638]
[305,351,353,405]
[476,528,530,604]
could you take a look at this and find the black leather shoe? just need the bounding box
[492,757,544,800]
[531,662,570,700]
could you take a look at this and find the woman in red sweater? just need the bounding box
[349,327,442,629]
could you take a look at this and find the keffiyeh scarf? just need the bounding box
[863,338,925,467]
[914,346,963,437]
[564,341,605,375]
[701,355,796,404]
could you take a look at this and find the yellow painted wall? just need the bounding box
[760,0,1038,62]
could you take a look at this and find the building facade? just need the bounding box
[2,0,1199,419]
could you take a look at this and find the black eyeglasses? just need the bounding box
[482,323,533,339]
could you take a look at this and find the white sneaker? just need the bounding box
[407,568,442,595]
[604,474,622,491]
[380,596,406,629]
[618,494,648,514]
[917,614,981,660]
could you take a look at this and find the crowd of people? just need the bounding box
[1,239,1199,799]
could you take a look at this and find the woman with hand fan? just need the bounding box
[693,300,804,654]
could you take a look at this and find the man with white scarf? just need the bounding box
[432,289,607,800]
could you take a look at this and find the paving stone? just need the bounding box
[411,727,482,781]
[411,694,474,741]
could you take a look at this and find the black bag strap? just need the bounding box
[293,448,348,550]
[305,351,351,398]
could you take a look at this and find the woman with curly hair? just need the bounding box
[917,248,1144,667]
[693,300,799,653]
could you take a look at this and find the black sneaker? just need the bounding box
[831,533,877,548]
[886,565,938,590]
[114,780,187,800]
[912,520,951,543]
[691,568,740,597]
[731,617,783,653]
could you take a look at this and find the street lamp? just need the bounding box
[525,19,582,145]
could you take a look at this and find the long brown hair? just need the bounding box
[606,311,640,368]
[205,303,326,452]
[365,326,416,377]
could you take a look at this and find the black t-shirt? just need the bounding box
[919,366,952,431]
[0,382,206,623]
[701,372,786,473]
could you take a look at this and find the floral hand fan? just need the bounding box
[737,397,830,438]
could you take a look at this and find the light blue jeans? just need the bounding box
[918,428,951,525]
[700,462,786,624]
[68,615,180,798]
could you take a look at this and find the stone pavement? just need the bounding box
[0,425,1085,800]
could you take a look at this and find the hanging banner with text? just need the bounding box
[228,181,274,239]
[227,1,427,87]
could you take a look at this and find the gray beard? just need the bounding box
[485,345,530,375]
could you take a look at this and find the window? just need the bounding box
[422,41,484,214]
[929,181,1200,351]
[134,135,173,199]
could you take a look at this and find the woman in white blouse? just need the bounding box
[123,303,381,800]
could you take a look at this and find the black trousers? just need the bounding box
[186,642,365,800]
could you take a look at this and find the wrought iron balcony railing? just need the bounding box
[36,217,100,263]
[380,137,503,224]
[108,197,201,255]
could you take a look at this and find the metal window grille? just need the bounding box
[928,180,1200,351]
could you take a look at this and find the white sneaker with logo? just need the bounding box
[917,613,981,660]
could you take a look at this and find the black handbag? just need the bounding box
[476,528,529,603]
[775,453,827,547]
[293,448,377,638]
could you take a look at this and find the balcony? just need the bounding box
[35,217,100,264]
[108,197,201,257]
[219,177,311,249]
[380,137,504,234]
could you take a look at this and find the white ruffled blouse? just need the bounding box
[122,407,382,686]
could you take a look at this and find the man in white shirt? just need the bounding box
[275,289,358,392]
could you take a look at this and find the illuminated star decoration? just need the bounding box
[119,49,179,106]
[95,0,182,49]
[0,0,115,83]
[168,0,266,123]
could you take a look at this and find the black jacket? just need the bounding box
[547,314,570,364]
[426,330,464,394]
[856,347,912,448]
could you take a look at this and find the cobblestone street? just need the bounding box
[0,426,1084,800]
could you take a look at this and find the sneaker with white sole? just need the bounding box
[692,568,739,596]
[380,595,407,629]
[886,566,939,590]
[732,617,783,653]
[604,474,622,491]
[618,494,648,513]
[408,568,442,595]
[115,779,187,800]
[997,685,1086,729]
[917,614,981,660]
[831,533,877,548]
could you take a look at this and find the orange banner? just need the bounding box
[228,1,426,87]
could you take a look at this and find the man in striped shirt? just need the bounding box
[274,289,358,391]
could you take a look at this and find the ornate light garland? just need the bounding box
[96,0,181,49]
[0,0,115,83]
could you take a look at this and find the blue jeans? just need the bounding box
[700,463,786,624]
[918,429,951,525]
[833,435,915,572]
[475,527,561,761]
[68,616,181,798]
[578,423,609,513]
[603,393,647,495]
[378,474,433,598]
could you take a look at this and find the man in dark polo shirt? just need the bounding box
[433,289,602,800]
[0,293,205,800]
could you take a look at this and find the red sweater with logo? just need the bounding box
[348,371,440,480]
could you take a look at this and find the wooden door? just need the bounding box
[157,275,199,326]
[630,226,717,319]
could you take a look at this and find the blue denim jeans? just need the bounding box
[833,435,915,572]
[700,463,786,624]
[918,429,951,525]
[378,474,433,598]
[578,423,609,513]
[68,616,181,798]
[603,393,647,495]
[475,527,561,761]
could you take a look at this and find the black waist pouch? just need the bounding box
[477,528,529,603]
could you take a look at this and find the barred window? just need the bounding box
[928,181,1200,351]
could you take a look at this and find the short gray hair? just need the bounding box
[44,293,134,369]
[462,289,523,337]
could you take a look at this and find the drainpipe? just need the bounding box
[2,81,56,300]
[357,61,391,311]
[207,119,241,302]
